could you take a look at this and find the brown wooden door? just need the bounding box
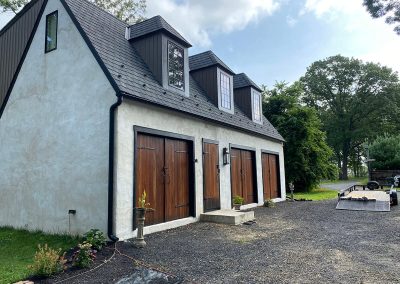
[241,150,256,204]
[230,148,243,200]
[203,142,220,211]
[135,134,191,226]
[135,134,165,225]
[165,139,190,221]
[231,148,256,205]
[262,153,280,200]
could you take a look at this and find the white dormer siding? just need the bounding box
[217,68,234,114]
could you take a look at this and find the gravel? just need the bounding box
[122,200,400,284]
[43,200,400,283]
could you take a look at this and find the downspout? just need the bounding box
[108,93,123,242]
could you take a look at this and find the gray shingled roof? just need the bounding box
[128,15,191,47]
[189,51,235,75]
[63,0,283,142]
[234,73,262,92]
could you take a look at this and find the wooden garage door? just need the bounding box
[203,141,220,211]
[135,134,190,226]
[262,153,280,200]
[231,148,256,205]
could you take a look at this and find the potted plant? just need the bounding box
[134,191,153,248]
[232,195,244,211]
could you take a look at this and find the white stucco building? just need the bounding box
[0,0,286,240]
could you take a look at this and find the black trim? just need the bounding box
[60,0,121,94]
[202,139,221,212]
[44,10,58,53]
[229,144,258,205]
[107,94,122,242]
[229,143,256,152]
[202,138,219,145]
[261,149,280,155]
[0,0,48,119]
[129,29,192,48]
[132,126,196,230]
[121,94,284,143]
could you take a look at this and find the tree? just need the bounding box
[363,0,400,35]
[263,82,336,192]
[0,0,146,24]
[369,135,400,170]
[301,55,400,179]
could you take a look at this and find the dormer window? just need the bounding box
[217,68,234,113]
[168,41,185,90]
[252,89,262,123]
[220,72,231,109]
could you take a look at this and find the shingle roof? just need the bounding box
[128,15,191,47]
[62,0,283,142]
[233,73,262,92]
[189,51,235,75]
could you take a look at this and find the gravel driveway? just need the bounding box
[321,181,360,191]
[48,200,400,284]
[121,200,400,284]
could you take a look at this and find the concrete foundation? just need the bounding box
[200,210,255,225]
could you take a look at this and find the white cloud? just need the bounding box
[146,0,281,47]
[300,0,400,74]
[286,15,297,27]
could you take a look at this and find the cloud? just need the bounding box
[0,11,14,30]
[146,0,281,47]
[286,15,297,27]
[300,0,361,18]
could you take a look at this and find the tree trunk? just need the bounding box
[340,141,350,180]
[337,154,342,180]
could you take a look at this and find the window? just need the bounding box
[220,72,231,110]
[253,90,262,122]
[167,41,185,90]
[45,11,58,53]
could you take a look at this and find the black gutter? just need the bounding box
[107,93,123,242]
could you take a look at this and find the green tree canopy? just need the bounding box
[263,82,336,192]
[363,0,400,35]
[301,55,400,179]
[369,135,400,170]
[0,0,146,23]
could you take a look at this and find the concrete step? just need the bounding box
[200,209,255,225]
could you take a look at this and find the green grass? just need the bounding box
[292,188,338,201]
[322,176,369,184]
[0,227,81,284]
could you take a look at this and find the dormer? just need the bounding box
[126,16,191,96]
[189,51,235,114]
[233,73,263,124]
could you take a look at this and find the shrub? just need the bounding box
[84,229,106,250]
[28,244,66,277]
[233,195,244,205]
[72,242,96,268]
[264,199,275,208]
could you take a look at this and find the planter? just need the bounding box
[233,204,242,211]
[134,208,147,248]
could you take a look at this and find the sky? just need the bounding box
[1,0,400,87]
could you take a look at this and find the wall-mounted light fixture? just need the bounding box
[223,147,230,165]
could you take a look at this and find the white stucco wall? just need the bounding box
[0,0,115,234]
[114,100,286,240]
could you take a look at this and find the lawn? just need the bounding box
[0,227,80,284]
[292,188,338,201]
[322,176,369,185]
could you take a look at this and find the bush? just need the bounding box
[369,135,400,170]
[84,229,106,250]
[264,199,275,208]
[28,244,66,277]
[72,242,96,268]
[233,195,244,205]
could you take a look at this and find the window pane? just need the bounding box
[253,91,261,121]
[220,72,231,110]
[46,12,57,52]
[168,42,184,90]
